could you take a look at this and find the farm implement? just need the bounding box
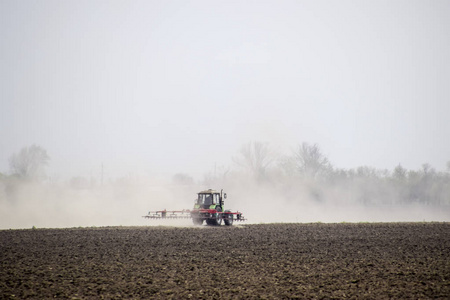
[143,189,246,226]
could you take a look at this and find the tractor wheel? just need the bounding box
[192,218,203,226]
[224,210,233,226]
[209,206,222,226]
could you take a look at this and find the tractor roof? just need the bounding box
[198,189,220,194]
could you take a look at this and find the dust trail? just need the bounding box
[1,173,449,230]
[228,184,450,224]
[0,179,201,229]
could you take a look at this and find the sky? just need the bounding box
[1,0,449,181]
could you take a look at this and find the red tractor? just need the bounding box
[143,189,245,226]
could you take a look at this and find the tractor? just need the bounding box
[143,189,245,226]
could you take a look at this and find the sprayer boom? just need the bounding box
[144,210,192,219]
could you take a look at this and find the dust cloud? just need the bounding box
[233,186,450,224]
[1,165,449,230]
[0,178,198,229]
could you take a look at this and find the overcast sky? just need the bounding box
[1,0,449,180]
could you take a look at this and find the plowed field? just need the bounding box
[1,223,449,299]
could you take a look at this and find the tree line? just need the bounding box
[2,143,449,206]
[210,142,450,206]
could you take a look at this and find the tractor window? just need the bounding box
[198,194,213,205]
[198,194,219,206]
[207,195,213,205]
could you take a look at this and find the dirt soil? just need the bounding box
[1,223,449,299]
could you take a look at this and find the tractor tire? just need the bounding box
[208,206,222,226]
[224,210,233,226]
[192,218,203,226]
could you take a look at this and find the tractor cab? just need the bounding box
[195,189,226,210]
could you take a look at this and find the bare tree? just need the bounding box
[9,145,50,180]
[393,164,407,181]
[233,142,275,181]
[291,142,332,180]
